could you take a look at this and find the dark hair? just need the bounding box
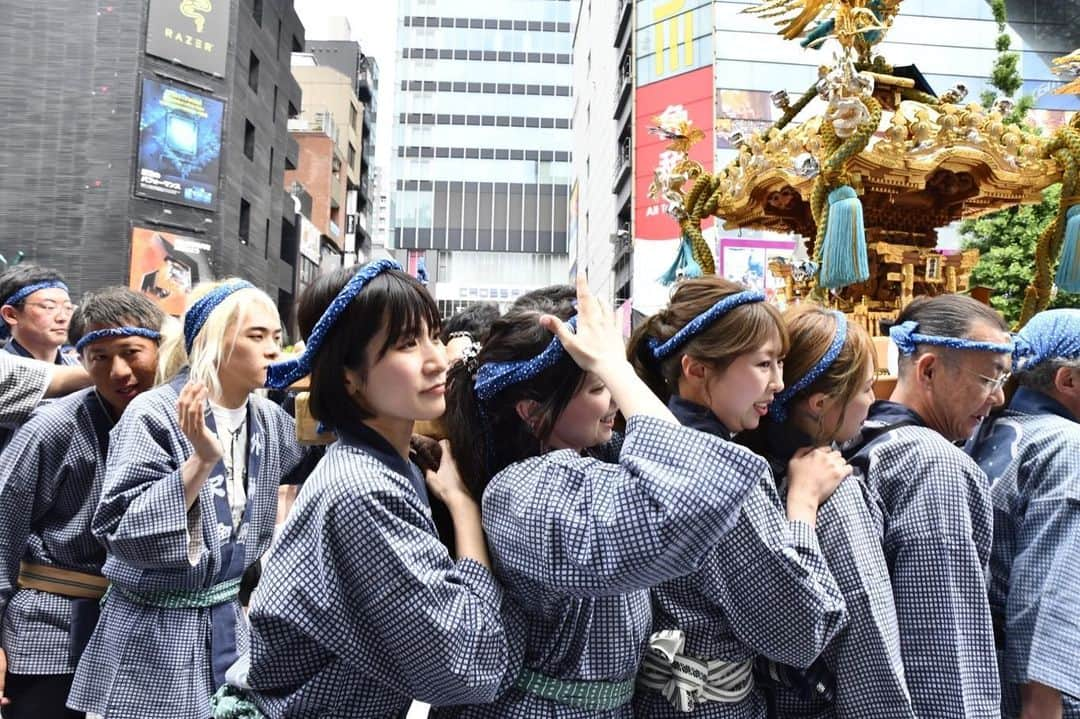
[0,264,67,307]
[626,276,788,403]
[895,294,1009,370]
[445,286,582,498]
[1017,357,1080,393]
[512,284,577,311]
[69,287,166,348]
[298,265,441,431]
[441,301,500,343]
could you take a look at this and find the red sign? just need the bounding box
[634,65,715,241]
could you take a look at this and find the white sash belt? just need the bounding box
[637,630,754,712]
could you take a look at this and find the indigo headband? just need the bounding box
[648,290,766,360]
[264,259,402,390]
[889,320,1014,356]
[183,281,256,354]
[474,316,578,401]
[770,310,848,423]
[75,327,162,354]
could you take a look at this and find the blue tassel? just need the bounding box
[818,185,870,289]
[658,235,703,286]
[1054,205,1080,293]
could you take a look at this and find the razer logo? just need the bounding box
[179,0,212,33]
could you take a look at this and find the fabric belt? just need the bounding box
[514,667,635,711]
[102,577,242,609]
[637,630,755,712]
[16,560,108,600]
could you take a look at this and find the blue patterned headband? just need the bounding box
[770,311,848,423]
[264,259,401,390]
[649,290,766,360]
[889,320,1014,356]
[183,281,255,354]
[1013,309,1080,371]
[75,327,162,353]
[0,281,70,340]
[1,280,69,309]
[474,316,578,401]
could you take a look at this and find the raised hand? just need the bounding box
[539,274,625,376]
[177,381,223,465]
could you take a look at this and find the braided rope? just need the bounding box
[1018,125,1080,328]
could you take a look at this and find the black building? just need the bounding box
[0,0,304,323]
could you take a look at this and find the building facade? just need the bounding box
[392,0,575,316]
[0,0,305,320]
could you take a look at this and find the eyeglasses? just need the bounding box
[23,301,77,316]
[951,363,1011,392]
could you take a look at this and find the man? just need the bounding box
[968,309,1080,719]
[0,287,165,718]
[844,294,1012,718]
[0,265,81,366]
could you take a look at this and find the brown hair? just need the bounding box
[626,277,788,402]
[781,304,876,441]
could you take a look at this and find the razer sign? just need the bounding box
[145,0,231,77]
[135,77,224,210]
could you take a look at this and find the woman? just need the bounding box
[742,305,914,718]
[441,275,771,717]
[220,261,519,717]
[68,280,312,719]
[626,279,849,718]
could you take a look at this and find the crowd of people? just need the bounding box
[0,259,1076,719]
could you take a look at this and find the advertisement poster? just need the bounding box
[717,237,797,302]
[128,226,214,316]
[135,77,224,210]
[145,0,231,77]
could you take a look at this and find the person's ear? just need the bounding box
[515,398,541,434]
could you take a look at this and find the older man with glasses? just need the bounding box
[0,265,81,367]
[843,293,1013,719]
[968,309,1080,719]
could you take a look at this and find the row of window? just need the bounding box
[400,79,572,96]
[397,146,571,162]
[398,113,571,129]
[400,48,571,64]
[404,16,571,32]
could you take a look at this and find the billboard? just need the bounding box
[135,77,224,210]
[145,0,231,77]
[128,226,214,316]
[717,237,798,302]
[632,1,715,315]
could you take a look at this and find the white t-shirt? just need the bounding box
[210,400,249,529]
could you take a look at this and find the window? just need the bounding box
[243,120,255,160]
[264,218,271,259]
[348,143,356,169]
[239,198,251,244]
[268,146,274,184]
[252,0,262,26]
[349,103,358,130]
[248,51,260,93]
[272,85,278,122]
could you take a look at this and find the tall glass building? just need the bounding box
[393,0,575,316]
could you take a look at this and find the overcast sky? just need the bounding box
[292,0,399,185]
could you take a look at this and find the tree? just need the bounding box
[960,184,1080,323]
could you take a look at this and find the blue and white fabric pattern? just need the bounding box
[755,421,915,719]
[0,389,113,674]
[1012,308,1080,370]
[452,414,768,717]
[649,290,765,360]
[634,398,847,719]
[183,281,255,353]
[67,376,310,719]
[844,400,1000,718]
[889,321,1014,356]
[242,421,521,718]
[968,388,1080,718]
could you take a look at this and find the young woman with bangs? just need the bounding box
[439,275,771,718]
[739,304,915,719]
[216,262,519,718]
[626,278,849,719]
